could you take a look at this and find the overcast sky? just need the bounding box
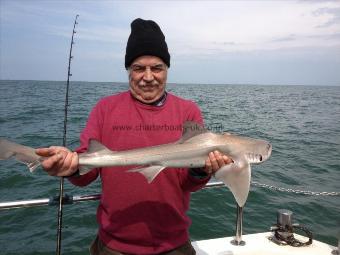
[1,0,340,85]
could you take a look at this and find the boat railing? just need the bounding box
[0,180,249,245]
[2,180,338,211]
[0,181,225,210]
[1,179,339,248]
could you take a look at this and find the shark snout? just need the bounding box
[260,143,272,162]
[266,143,272,158]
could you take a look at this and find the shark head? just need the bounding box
[215,133,272,207]
[220,133,272,163]
[244,142,272,164]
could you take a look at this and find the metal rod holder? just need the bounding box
[231,204,246,246]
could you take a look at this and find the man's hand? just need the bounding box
[35,146,78,177]
[204,150,233,175]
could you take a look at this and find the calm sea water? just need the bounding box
[0,80,339,254]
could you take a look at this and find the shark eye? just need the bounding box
[246,153,263,163]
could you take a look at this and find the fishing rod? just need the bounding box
[56,14,79,255]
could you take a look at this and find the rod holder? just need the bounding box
[231,205,246,246]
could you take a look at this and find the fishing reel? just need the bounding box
[269,209,313,247]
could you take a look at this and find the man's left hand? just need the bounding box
[204,151,233,175]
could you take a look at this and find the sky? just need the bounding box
[0,0,340,86]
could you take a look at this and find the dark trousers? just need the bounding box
[89,236,196,255]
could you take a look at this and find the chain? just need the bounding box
[270,224,313,247]
[251,181,340,196]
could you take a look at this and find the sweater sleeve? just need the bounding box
[179,101,211,192]
[67,101,103,187]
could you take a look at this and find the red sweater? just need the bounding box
[69,91,210,254]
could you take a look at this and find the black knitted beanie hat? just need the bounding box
[125,18,170,69]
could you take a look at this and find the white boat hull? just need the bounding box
[192,232,336,255]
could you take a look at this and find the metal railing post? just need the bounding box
[231,204,246,246]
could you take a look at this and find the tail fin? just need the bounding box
[0,138,42,172]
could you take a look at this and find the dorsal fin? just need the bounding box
[88,139,111,153]
[179,121,208,143]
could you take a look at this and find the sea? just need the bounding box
[0,80,339,254]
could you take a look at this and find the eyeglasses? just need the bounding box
[129,64,167,74]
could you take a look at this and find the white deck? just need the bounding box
[192,232,337,255]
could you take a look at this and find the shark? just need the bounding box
[0,122,272,206]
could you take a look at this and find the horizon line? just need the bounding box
[0,79,339,87]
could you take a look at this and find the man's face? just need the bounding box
[128,55,168,104]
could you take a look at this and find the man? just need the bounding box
[36,18,232,255]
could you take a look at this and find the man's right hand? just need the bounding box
[35,147,79,177]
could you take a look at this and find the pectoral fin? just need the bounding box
[128,165,166,183]
[78,165,96,175]
[214,158,251,207]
